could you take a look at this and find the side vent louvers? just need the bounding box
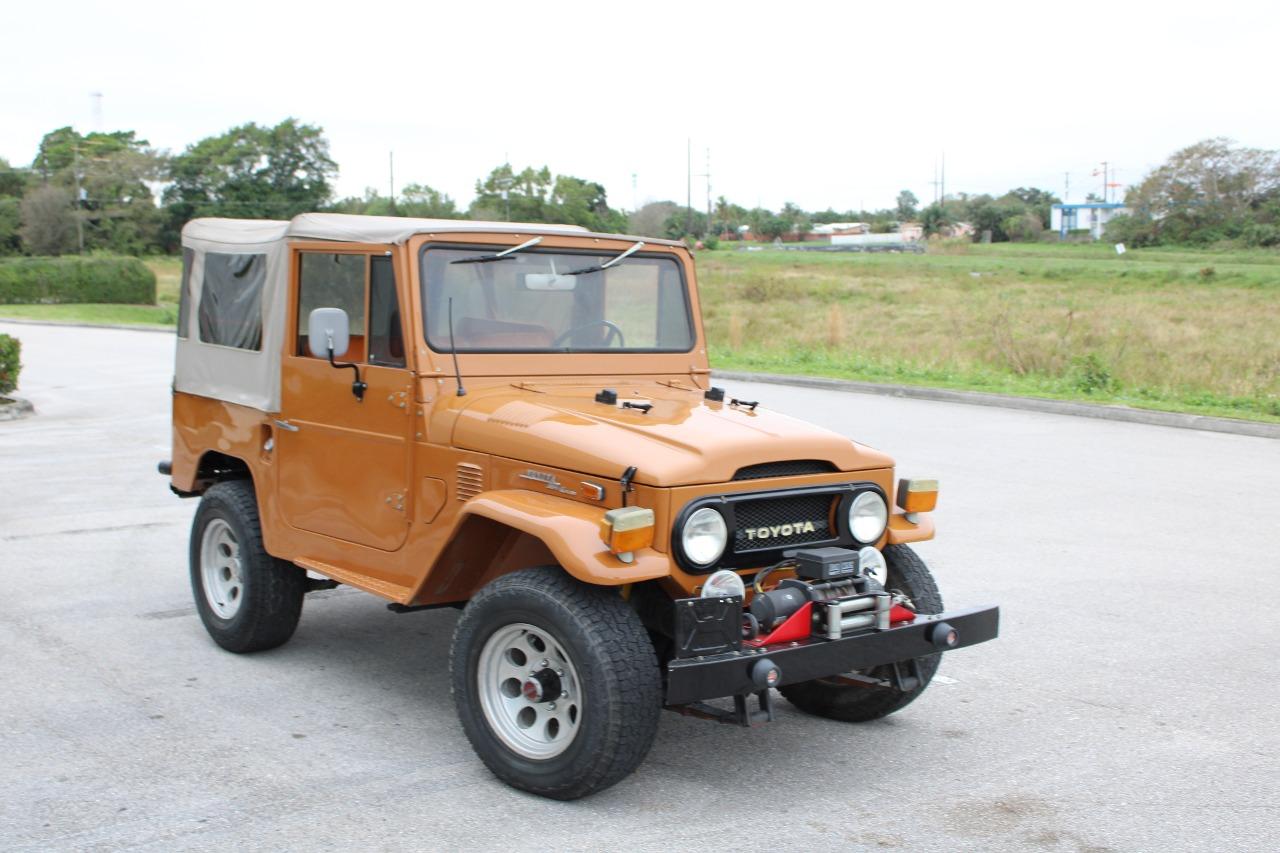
[456,463,484,501]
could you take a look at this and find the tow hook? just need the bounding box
[927,621,959,649]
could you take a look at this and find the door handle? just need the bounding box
[273,419,300,432]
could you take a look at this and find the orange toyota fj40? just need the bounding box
[162,213,998,799]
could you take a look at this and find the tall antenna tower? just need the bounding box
[695,149,711,235]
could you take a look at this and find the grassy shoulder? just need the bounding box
[712,347,1280,424]
[0,303,175,326]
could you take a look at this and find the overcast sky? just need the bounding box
[3,0,1276,214]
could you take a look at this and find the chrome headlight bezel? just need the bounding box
[679,506,729,568]
[847,490,889,544]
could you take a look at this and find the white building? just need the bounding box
[1051,203,1128,240]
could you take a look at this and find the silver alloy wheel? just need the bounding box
[199,517,244,619]
[476,622,582,760]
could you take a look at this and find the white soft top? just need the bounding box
[174,214,680,412]
[182,213,683,248]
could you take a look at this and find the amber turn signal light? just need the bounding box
[896,478,939,513]
[601,506,655,562]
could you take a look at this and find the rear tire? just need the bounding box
[780,544,943,722]
[451,566,661,800]
[189,480,306,653]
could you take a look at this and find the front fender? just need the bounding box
[886,510,934,545]
[457,490,672,586]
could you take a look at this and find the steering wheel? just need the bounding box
[552,320,626,349]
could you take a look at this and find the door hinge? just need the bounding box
[386,390,410,412]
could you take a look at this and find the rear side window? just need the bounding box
[198,252,265,350]
[177,248,193,339]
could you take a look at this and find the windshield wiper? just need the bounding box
[562,240,645,276]
[450,236,543,265]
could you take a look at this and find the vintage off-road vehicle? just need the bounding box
[162,213,998,799]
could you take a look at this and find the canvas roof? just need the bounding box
[174,214,683,413]
[181,213,684,248]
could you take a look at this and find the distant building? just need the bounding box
[810,222,869,237]
[930,221,974,240]
[1051,203,1127,240]
[898,222,924,241]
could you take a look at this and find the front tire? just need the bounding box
[189,480,306,653]
[451,567,661,800]
[780,544,943,722]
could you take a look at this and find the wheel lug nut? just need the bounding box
[556,670,564,677]
[540,660,549,668]
[560,690,568,699]
[547,703,556,710]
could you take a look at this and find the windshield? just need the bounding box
[421,246,695,353]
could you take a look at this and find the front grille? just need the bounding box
[733,460,837,481]
[733,493,835,552]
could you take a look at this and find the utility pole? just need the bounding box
[940,152,946,209]
[631,172,637,212]
[694,148,711,237]
[72,137,85,254]
[388,151,395,209]
[705,148,712,235]
[1101,161,1108,203]
[1064,171,1070,203]
[930,159,941,206]
[685,138,692,236]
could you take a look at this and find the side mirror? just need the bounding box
[308,307,350,359]
[307,307,365,402]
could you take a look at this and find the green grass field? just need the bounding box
[701,242,1280,422]
[2,246,1277,422]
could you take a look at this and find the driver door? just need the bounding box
[276,248,413,552]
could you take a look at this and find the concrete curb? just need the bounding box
[712,370,1280,440]
[0,396,35,422]
[0,317,174,334]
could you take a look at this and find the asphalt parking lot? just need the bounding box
[2,320,1277,852]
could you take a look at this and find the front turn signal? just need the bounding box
[601,506,655,563]
[896,478,939,513]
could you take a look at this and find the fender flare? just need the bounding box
[453,490,671,586]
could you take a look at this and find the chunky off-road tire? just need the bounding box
[451,566,662,800]
[189,480,306,653]
[780,544,943,722]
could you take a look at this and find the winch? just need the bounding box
[740,546,906,642]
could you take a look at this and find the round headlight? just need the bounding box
[682,507,728,567]
[700,569,745,599]
[848,491,888,544]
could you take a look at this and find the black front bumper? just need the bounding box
[664,604,999,706]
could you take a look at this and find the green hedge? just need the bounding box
[0,257,156,305]
[0,333,19,396]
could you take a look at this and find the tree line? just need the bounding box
[0,118,1274,256]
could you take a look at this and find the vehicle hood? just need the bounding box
[446,381,892,486]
